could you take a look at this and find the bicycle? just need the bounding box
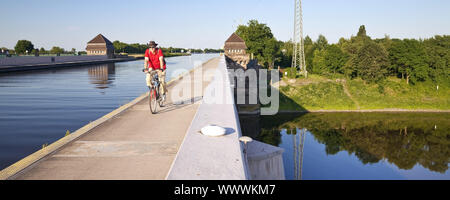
[143,69,166,114]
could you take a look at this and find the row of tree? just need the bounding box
[302,26,449,84]
[235,20,449,84]
[4,40,223,56]
[6,40,84,55]
[112,40,224,54]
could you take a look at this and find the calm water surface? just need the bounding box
[0,54,219,169]
[243,113,450,180]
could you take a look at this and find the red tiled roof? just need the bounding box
[226,33,245,43]
[224,33,247,49]
[88,34,113,45]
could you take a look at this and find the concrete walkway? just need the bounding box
[11,57,220,180]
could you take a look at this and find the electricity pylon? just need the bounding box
[292,0,307,77]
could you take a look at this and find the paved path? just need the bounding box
[339,79,361,110]
[13,57,220,180]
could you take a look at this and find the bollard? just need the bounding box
[239,136,253,159]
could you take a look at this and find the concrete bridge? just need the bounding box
[0,56,284,180]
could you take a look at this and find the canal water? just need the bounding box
[0,54,219,169]
[241,112,450,180]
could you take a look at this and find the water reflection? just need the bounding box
[291,128,306,180]
[88,63,115,89]
[246,113,450,179]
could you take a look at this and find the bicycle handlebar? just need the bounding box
[142,68,164,73]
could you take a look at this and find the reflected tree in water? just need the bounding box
[257,128,282,147]
[261,113,450,173]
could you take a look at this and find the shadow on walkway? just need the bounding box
[156,96,203,114]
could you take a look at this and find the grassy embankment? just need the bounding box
[278,74,450,111]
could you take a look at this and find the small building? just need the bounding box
[224,33,250,68]
[86,34,115,58]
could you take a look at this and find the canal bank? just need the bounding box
[0,56,137,73]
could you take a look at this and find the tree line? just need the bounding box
[112,40,223,54]
[236,20,449,85]
[0,40,84,55]
[2,40,224,56]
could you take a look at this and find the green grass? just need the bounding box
[280,81,356,111]
[279,76,450,111]
[348,78,450,110]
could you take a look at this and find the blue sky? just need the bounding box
[0,0,449,51]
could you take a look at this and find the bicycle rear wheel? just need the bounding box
[149,88,158,114]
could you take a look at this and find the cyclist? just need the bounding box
[144,41,167,101]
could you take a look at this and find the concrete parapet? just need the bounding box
[166,56,250,180]
[0,55,109,66]
[247,141,285,180]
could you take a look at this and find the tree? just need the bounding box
[389,39,429,84]
[278,40,293,68]
[31,48,39,54]
[304,36,315,73]
[39,47,47,54]
[312,49,326,74]
[304,36,313,46]
[50,46,65,54]
[357,25,367,38]
[354,41,389,82]
[423,35,450,83]
[262,38,281,68]
[14,40,34,54]
[304,35,329,73]
[236,20,278,67]
[312,44,349,76]
[341,26,373,78]
[315,35,329,51]
[113,40,128,53]
[324,45,349,75]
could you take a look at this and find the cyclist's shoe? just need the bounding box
[162,94,166,102]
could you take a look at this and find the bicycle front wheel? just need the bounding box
[149,88,158,114]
